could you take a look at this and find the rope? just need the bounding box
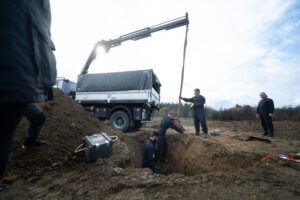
[110,135,119,142]
[177,24,189,120]
[176,24,189,174]
[74,143,88,154]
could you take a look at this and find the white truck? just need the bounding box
[76,69,161,131]
[75,13,189,131]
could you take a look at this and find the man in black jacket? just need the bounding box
[256,92,275,137]
[0,0,56,191]
[181,88,208,138]
[157,112,184,163]
[142,131,159,173]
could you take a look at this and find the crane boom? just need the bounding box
[81,13,189,74]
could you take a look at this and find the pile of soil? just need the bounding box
[7,89,128,178]
[166,134,261,175]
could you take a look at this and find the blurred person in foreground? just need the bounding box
[256,92,275,137]
[181,88,208,138]
[0,0,56,191]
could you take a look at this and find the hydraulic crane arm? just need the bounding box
[81,13,189,74]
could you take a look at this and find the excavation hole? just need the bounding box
[122,131,261,176]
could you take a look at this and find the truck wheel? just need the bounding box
[110,111,129,132]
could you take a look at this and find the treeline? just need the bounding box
[154,103,300,121]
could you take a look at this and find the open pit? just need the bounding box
[122,130,261,176]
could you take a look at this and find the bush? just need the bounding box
[154,103,300,121]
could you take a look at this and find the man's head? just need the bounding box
[150,130,159,142]
[168,111,175,119]
[260,92,267,99]
[194,88,200,96]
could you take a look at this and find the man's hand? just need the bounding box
[269,113,273,117]
[179,97,183,99]
[256,114,259,118]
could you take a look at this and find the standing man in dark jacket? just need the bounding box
[256,92,275,137]
[142,131,159,173]
[157,111,184,163]
[0,0,56,191]
[181,88,208,138]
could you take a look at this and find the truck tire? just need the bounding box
[110,111,129,132]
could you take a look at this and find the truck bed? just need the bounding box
[76,88,160,108]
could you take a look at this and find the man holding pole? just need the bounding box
[181,89,208,138]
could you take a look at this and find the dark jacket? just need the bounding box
[182,95,206,111]
[158,116,183,136]
[142,139,158,171]
[257,98,274,115]
[0,0,56,104]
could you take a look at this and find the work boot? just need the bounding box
[161,159,168,163]
[24,138,47,147]
[268,133,274,137]
[203,133,208,138]
[0,183,6,192]
[262,132,268,136]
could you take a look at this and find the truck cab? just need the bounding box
[75,69,161,131]
[55,77,77,99]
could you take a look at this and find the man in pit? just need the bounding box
[142,131,159,173]
[157,111,184,163]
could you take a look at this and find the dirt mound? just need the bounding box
[166,134,261,175]
[6,89,127,178]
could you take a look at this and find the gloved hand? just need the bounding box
[190,104,194,109]
[179,97,183,99]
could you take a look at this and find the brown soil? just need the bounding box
[6,89,128,179]
[1,89,300,199]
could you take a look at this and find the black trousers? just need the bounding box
[194,110,208,134]
[157,134,168,161]
[23,103,45,141]
[260,114,274,135]
[0,104,25,178]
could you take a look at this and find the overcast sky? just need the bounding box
[51,0,300,109]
